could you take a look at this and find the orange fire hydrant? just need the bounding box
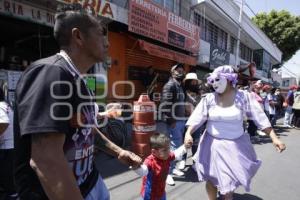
[132,94,156,159]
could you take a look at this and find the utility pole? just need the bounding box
[235,0,245,68]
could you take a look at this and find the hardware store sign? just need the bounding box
[128,0,200,54]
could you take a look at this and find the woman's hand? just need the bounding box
[263,128,286,153]
[272,138,286,153]
[184,132,193,148]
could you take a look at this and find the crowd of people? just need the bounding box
[0,3,296,200]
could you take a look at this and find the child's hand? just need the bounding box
[184,143,191,149]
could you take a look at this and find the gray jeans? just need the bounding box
[284,106,293,126]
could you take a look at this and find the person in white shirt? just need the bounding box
[0,88,17,199]
[263,85,276,127]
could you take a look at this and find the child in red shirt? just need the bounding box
[133,133,187,200]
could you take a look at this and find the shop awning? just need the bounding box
[138,40,197,66]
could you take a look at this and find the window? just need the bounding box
[151,0,176,12]
[193,12,227,50]
[165,0,174,11]
[209,22,218,46]
[218,29,227,50]
[253,50,263,70]
[152,0,163,6]
[283,80,290,87]
[230,37,237,54]
[240,43,252,62]
[194,12,209,41]
[109,0,127,8]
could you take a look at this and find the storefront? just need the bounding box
[106,31,197,103]
[105,0,199,103]
[1,0,200,105]
[0,0,58,103]
[0,0,124,104]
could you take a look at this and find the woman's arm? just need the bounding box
[262,127,286,153]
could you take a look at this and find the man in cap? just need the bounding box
[160,63,186,185]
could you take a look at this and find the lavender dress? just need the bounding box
[186,90,271,194]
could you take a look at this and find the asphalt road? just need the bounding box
[96,125,300,200]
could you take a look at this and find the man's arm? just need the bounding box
[93,127,142,168]
[0,123,8,135]
[30,133,83,200]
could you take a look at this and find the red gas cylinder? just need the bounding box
[132,94,156,159]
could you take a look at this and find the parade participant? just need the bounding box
[181,73,202,167]
[263,85,276,126]
[13,4,141,200]
[133,133,187,200]
[0,88,17,199]
[248,81,264,139]
[184,65,286,200]
[274,88,285,117]
[160,63,186,185]
[292,87,300,128]
[284,85,298,128]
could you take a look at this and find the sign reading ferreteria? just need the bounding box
[128,0,200,54]
[209,45,230,69]
[62,0,128,25]
[0,0,128,27]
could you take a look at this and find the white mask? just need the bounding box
[212,76,227,94]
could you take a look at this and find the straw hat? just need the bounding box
[183,73,201,84]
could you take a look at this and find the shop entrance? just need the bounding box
[0,15,57,71]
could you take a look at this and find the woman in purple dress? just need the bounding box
[184,65,286,200]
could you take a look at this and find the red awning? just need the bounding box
[139,40,197,66]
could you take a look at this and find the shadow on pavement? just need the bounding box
[173,165,200,183]
[232,193,263,200]
[95,153,130,179]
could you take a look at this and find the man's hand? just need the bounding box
[118,150,142,168]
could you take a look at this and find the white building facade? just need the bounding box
[190,0,282,83]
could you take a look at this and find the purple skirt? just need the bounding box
[194,132,261,195]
